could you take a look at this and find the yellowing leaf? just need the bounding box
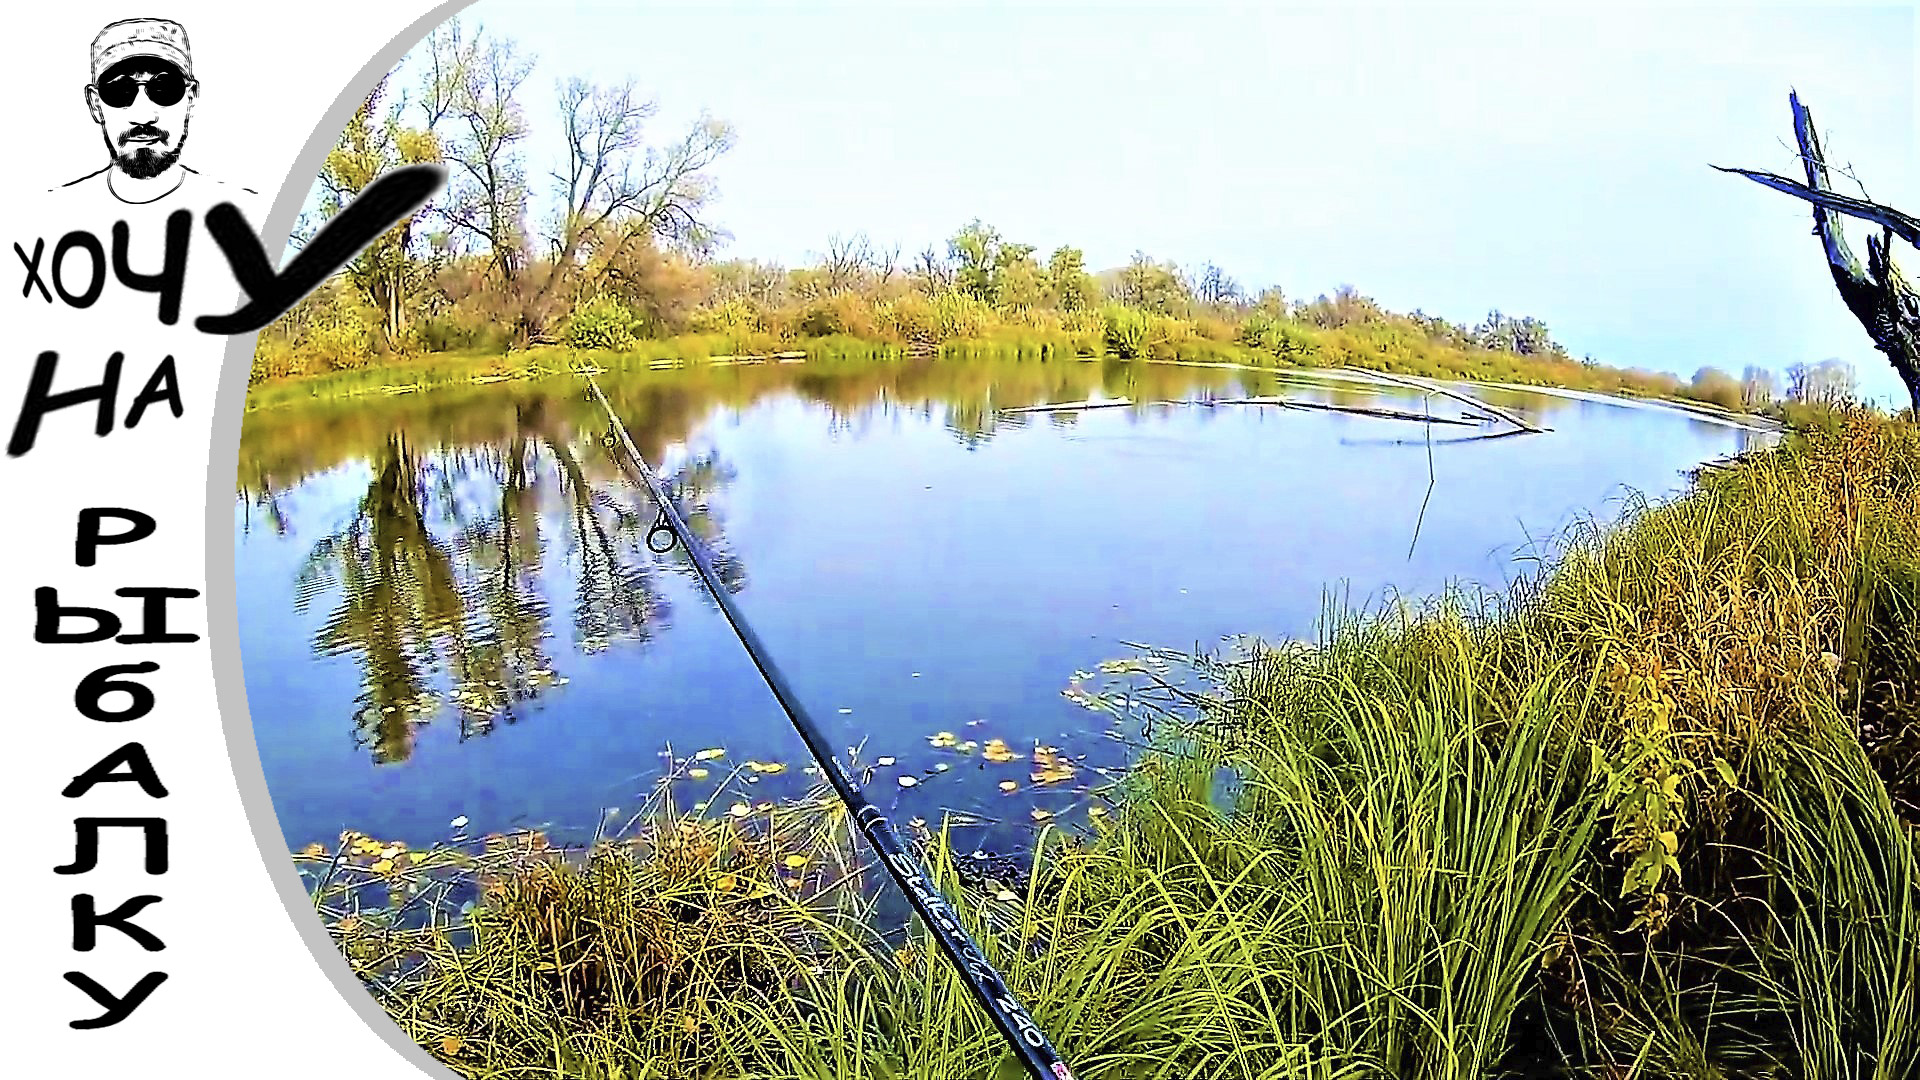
[998,781,1019,793]
[784,853,810,869]
[441,1036,464,1055]
[695,748,727,761]
[372,859,394,874]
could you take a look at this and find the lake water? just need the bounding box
[233,356,1772,855]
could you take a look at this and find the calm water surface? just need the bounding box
[233,357,1771,853]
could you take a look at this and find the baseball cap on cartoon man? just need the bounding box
[85,18,198,181]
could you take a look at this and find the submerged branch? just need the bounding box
[1214,397,1484,426]
[1339,367,1546,433]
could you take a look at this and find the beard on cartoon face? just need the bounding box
[106,115,189,178]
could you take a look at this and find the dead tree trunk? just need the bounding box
[1715,91,1920,417]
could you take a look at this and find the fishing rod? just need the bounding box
[578,369,1076,1080]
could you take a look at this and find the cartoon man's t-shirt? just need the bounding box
[39,163,266,334]
[52,163,260,209]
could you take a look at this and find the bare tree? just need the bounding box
[1741,364,1779,408]
[1195,263,1244,308]
[419,19,533,281]
[1787,358,1859,407]
[517,79,735,341]
[1718,91,1920,416]
[819,233,873,295]
[911,246,953,293]
[872,240,902,288]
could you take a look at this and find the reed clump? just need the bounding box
[314,405,1919,1079]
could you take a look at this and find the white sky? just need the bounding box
[367,1,1918,403]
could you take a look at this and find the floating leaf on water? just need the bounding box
[982,738,1018,764]
[898,776,919,788]
[450,816,469,830]
[998,781,1019,793]
[928,731,958,749]
[695,748,727,761]
[1030,809,1054,822]
[299,843,326,858]
[693,802,708,812]
[372,859,394,874]
[838,708,854,715]
[1089,805,1109,818]
[876,757,896,767]
[785,854,810,869]
[934,763,950,773]
[688,768,710,779]
[729,803,751,818]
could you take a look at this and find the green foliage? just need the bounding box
[1047,246,1094,312]
[931,289,995,340]
[1101,304,1150,359]
[564,294,641,352]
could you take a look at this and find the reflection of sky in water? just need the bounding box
[234,367,1769,854]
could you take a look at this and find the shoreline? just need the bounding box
[242,340,1791,431]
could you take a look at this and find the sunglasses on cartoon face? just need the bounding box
[95,66,191,108]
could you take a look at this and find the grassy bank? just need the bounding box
[309,406,1917,1079]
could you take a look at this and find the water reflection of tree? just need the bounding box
[297,434,463,763]
[294,401,745,764]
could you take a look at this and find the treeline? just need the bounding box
[255,17,1819,415]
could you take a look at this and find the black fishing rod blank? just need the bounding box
[580,371,1076,1080]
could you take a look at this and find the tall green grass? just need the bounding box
[313,406,1919,1079]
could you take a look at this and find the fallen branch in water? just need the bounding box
[1213,397,1484,426]
[1338,368,1546,433]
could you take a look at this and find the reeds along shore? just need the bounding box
[310,404,1920,1080]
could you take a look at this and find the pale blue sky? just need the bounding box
[366,2,1917,403]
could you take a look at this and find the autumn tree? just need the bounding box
[1048,246,1094,312]
[419,18,533,281]
[311,74,442,350]
[1109,252,1191,315]
[414,19,736,345]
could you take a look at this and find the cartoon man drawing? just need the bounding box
[58,17,256,206]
